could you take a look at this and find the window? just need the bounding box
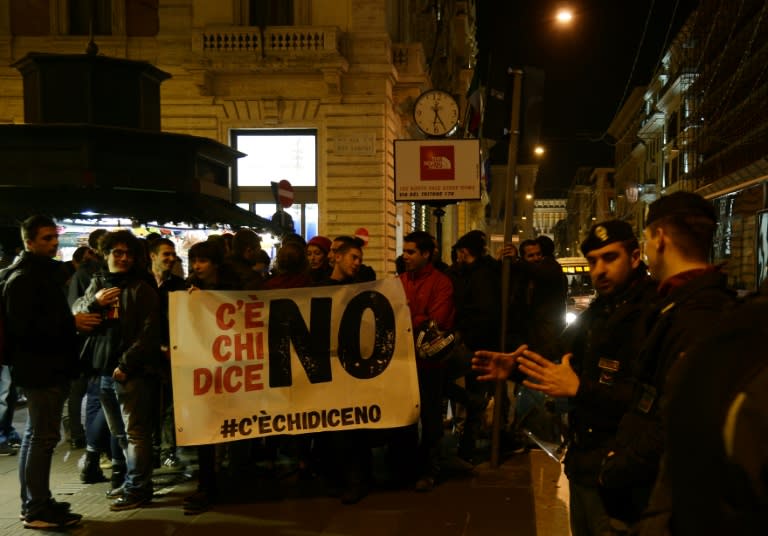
[11,1,157,37]
[69,0,112,35]
[253,203,318,236]
[232,129,318,238]
[11,0,50,36]
[234,130,316,187]
[126,0,158,37]
[249,0,294,26]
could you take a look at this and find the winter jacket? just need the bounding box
[451,255,501,351]
[525,256,568,360]
[560,265,657,486]
[599,269,736,523]
[399,263,455,333]
[73,270,162,377]
[3,252,79,388]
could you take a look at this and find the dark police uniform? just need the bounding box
[599,193,737,527]
[557,221,657,536]
[663,285,768,536]
[562,264,656,486]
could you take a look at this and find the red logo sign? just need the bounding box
[419,146,455,181]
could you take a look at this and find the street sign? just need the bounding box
[355,227,369,247]
[278,179,294,208]
[394,139,481,202]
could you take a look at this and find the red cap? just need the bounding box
[307,235,332,254]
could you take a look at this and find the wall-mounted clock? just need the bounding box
[413,89,459,137]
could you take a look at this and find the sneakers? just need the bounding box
[23,509,81,530]
[81,451,108,483]
[110,496,151,511]
[7,433,21,449]
[0,441,17,456]
[162,454,184,469]
[106,485,125,499]
[20,499,71,521]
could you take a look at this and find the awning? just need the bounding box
[0,186,280,233]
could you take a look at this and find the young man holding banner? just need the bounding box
[398,231,455,492]
[315,236,371,504]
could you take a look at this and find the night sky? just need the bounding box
[481,0,700,196]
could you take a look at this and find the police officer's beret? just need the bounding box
[580,220,636,256]
[645,191,716,228]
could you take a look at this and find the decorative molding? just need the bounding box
[218,98,320,123]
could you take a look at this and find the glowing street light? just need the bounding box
[555,7,574,25]
[534,145,545,157]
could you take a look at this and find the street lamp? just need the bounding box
[555,6,574,26]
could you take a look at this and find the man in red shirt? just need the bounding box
[398,231,455,491]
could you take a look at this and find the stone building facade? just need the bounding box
[0,0,479,276]
[601,0,768,292]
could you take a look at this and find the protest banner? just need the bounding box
[169,278,419,446]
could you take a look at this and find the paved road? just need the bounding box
[0,408,546,536]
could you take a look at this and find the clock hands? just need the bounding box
[431,101,447,131]
[414,90,457,136]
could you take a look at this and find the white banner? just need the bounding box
[169,278,419,446]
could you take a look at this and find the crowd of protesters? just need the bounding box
[0,190,765,533]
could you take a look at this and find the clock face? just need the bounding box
[413,90,459,137]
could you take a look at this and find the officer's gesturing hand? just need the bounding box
[517,350,579,397]
[472,344,528,381]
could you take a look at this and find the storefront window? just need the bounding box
[232,129,318,244]
[234,130,316,187]
[54,220,217,278]
[713,184,765,292]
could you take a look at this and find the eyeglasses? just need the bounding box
[110,249,134,258]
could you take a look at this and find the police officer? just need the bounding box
[599,192,736,532]
[473,220,657,536]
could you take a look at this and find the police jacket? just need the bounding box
[599,268,735,523]
[636,286,768,536]
[73,270,162,377]
[561,265,656,485]
[3,252,80,388]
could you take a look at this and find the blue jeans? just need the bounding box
[86,378,125,464]
[0,365,18,443]
[18,383,68,516]
[101,375,156,500]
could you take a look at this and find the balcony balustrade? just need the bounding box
[196,26,341,57]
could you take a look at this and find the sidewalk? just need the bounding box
[0,408,570,535]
